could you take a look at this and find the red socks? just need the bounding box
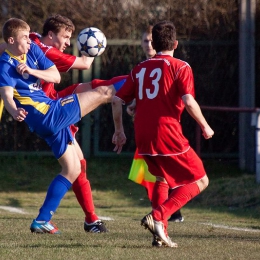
[72,159,99,223]
[151,181,170,230]
[151,181,169,209]
[152,182,200,222]
[91,75,128,89]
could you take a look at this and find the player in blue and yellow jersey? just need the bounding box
[0,18,114,234]
[0,15,126,234]
[0,14,127,233]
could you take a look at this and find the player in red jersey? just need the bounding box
[112,20,214,247]
[30,14,128,233]
[127,24,184,226]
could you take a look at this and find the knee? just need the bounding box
[75,160,81,176]
[156,176,167,183]
[61,160,81,183]
[197,175,209,192]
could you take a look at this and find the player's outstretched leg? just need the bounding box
[91,75,128,92]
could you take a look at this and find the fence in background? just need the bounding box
[0,38,259,170]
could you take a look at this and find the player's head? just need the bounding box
[141,24,156,59]
[2,18,31,55]
[152,21,178,53]
[42,14,75,52]
[2,18,30,43]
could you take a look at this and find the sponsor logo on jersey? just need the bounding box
[29,78,42,92]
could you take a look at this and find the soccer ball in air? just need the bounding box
[77,27,107,57]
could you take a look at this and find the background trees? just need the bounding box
[0,0,259,162]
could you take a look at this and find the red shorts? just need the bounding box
[69,124,79,137]
[57,83,80,98]
[143,147,206,189]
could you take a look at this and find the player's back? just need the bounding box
[133,54,193,155]
[134,54,192,123]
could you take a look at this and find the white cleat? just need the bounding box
[141,214,178,248]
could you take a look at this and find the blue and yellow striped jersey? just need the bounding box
[0,42,55,129]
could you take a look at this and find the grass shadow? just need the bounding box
[0,155,260,220]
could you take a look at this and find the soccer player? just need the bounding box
[127,24,184,225]
[112,20,214,247]
[0,17,116,234]
[28,14,126,233]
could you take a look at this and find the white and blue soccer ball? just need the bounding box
[77,27,107,57]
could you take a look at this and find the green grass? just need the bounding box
[0,156,260,259]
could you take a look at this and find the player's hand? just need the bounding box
[112,131,126,154]
[16,63,32,78]
[13,107,28,122]
[126,99,136,117]
[202,125,214,139]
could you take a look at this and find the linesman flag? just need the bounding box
[128,149,155,201]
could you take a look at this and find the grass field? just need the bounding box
[0,156,260,260]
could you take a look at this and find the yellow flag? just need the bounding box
[0,98,4,122]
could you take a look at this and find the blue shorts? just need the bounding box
[32,94,81,159]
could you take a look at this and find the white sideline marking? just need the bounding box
[0,206,114,220]
[0,206,27,214]
[201,222,260,232]
[98,216,114,221]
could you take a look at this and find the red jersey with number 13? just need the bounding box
[115,54,195,156]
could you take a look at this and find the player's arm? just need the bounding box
[72,55,94,70]
[112,96,126,154]
[16,64,61,83]
[0,86,28,122]
[182,94,214,139]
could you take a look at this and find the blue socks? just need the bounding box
[36,175,72,222]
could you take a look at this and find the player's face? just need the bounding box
[51,28,72,52]
[141,32,156,59]
[10,29,31,56]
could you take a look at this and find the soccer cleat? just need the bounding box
[168,215,184,222]
[168,209,184,222]
[141,214,156,236]
[141,214,178,248]
[164,235,178,248]
[84,220,108,233]
[30,219,61,234]
[152,235,163,247]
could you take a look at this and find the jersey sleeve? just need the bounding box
[45,47,76,72]
[0,62,16,88]
[175,63,195,97]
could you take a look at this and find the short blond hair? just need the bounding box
[2,18,30,43]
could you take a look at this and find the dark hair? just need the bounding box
[2,18,30,42]
[152,21,176,52]
[42,14,75,37]
[141,21,154,38]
